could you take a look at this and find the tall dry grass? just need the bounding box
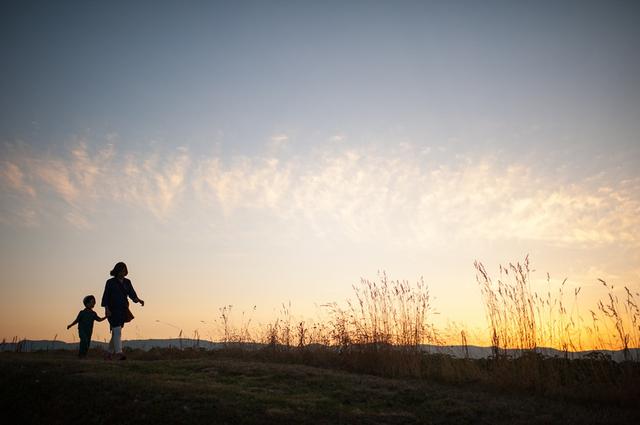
[591,279,640,361]
[4,259,637,405]
[474,256,584,357]
[475,256,640,360]
[184,273,441,375]
[323,273,438,350]
[217,304,256,346]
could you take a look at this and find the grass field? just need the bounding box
[3,259,638,423]
[1,351,638,425]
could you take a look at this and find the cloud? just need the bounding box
[150,149,190,219]
[0,159,40,227]
[109,148,191,220]
[190,147,640,247]
[0,161,36,197]
[70,141,114,197]
[30,158,78,204]
[193,156,291,215]
[270,134,289,143]
[0,142,193,227]
[0,140,638,250]
[65,211,91,230]
[0,205,39,228]
[269,134,289,151]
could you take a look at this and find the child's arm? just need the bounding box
[92,311,107,322]
[67,311,81,329]
[67,318,79,329]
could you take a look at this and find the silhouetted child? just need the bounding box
[67,295,106,358]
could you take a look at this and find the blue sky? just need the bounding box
[1,1,639,343]
[3,1,639,155]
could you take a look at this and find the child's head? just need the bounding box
[83,295,96,309]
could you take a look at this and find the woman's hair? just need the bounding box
[110,262,128,277]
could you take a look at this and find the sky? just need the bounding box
[1,1,639,347]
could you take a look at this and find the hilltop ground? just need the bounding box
[1,351,638,425]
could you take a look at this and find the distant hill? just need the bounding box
[1,339,637,362]
[419,344,640,362]
[0,338,224,352]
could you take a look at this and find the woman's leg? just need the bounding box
[112,326,122,354]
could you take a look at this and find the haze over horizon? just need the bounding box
[1,1,639,347]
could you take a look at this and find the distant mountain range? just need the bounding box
[422,344,640,362]
[1,339,638,362]
[0,338,224,352]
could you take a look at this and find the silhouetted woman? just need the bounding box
[101,262,144,360]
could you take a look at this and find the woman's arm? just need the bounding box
[126,280,144,306]
[101,280,111,309]
[101,280,115,315]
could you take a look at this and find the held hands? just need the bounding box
[137,298,145,307]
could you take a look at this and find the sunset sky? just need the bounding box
[1,1,639,346]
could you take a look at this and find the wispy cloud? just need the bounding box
[189,146,640,247]
[268,134,289,151]
[30,158,78,204]
[106,147,191,220]
[0,160,40,227]
[0,161,36,197]
[1,142,191,228]
[193,156,291,215]
[70,141,114,197]
[65,210,92,230]
[1,140,638,249]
